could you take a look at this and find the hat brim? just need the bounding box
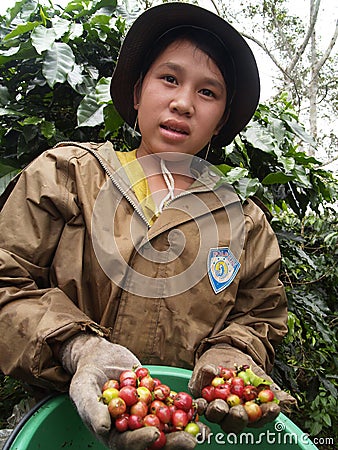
[110,2,260,148]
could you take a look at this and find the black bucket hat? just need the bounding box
[110,2,260,149]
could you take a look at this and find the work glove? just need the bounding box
[188,345,296,434]
[60,333,198,449]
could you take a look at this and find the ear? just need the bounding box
[133,79,142,110]
[213,123,222,136]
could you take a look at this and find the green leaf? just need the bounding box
[42,43,75,87]
[235,177,261,200]
[215,164,235,175]
[3,21,40,41]
[95,77,112,104]
[93,0,118,9]
[39,4,48,27]
[67,64,85,90]
[103,103,123,137]
[0,86,10,106]
[323,231,338,247]
[18,116,43,126]
[0,46,21,58]
[50,17,70,39]
[31,26,56,54]
[68,22,84,40]
[0,107,24,117]
[89,0,118,16]
[0,170,20,196]
[309,420,322,436]
[322,413,331,427]
[5,0,36,22]
[243,125,277,153]
[284,117,316,146]
[262,172,294,185]
[279,156,295,171]
[0,161,19,177]
[41,121,56,139]
[292,167,312,188]
[270,118,285,145]
[221,167,249,183]
[77,92,104,127]
[0,41,39,64]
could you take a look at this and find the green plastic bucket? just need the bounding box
[4,365,318,449]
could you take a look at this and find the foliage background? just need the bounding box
[0,0,337,448]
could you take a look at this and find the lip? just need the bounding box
[160,119,191,136]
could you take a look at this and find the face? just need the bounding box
[134,39,227,159]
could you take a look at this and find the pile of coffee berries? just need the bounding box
[100,367,199,449]
[201,365,278,423]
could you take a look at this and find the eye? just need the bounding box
[199,88,215,98]
[163,75,177,84]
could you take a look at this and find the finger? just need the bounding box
[220,404,248,434]
[69,371,112,435]
[112,426,160,450]
[205,399,229,423]
[274,390,297,411]
[188,364,219,397]
[194,397,208,416]
[164,431,196,449]
[248,402,281,428]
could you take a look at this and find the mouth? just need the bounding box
[160,125,189,135]
[160,120,190,136]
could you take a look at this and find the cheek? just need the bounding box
[139,84,168,110]
[213,103,227,133]
[137,87,168,127]
[201,107,224,137]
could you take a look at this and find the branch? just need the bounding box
[243,32,302,108]
[242,32,289,79]
[269,2,294,59]
[320,153,338,168]
[285,272,328,286]
[288,0,321,73]
[209,0,221,16]
[311,18,338,81]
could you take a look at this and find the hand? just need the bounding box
[188,345,296,434]
[60,333,153,448]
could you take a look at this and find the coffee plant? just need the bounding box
[0,1,337,448]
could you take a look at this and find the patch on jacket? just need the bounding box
[207,247,240,294]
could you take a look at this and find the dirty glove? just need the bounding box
[60,333,198,449]
[60,333,159,449]
[188,345,296,434]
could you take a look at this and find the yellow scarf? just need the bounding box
[116,150,158,225]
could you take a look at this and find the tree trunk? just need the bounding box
[308,0,318,155]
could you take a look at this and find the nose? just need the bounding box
[169,88,194,117]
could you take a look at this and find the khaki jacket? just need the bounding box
[0,142,287,392]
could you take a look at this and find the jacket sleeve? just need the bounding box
[0,150,109,392]
[197,199,288,373]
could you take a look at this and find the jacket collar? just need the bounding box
[94,142,241,236]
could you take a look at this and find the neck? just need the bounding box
[136,149,194,210]
[136,150,194,190]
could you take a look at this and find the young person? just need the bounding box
[0,3,295,449]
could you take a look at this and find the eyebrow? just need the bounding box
[157,62,226,93]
